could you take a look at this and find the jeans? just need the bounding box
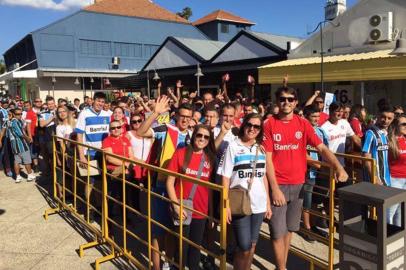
[387,177,406,226]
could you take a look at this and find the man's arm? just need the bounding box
[351,134,362,149]
[305,90,321,106]
[137,95,170,138]
[316,143,348,182]
[265,152,286,206]
[214,122,231,150]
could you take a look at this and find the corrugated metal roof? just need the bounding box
[249,31,303,50]
[172,37,226,60]
[260,49,394,68]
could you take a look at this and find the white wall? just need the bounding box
[290,0,406,58]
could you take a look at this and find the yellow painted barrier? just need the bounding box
[45,136,380,270]
[45,136,227,270]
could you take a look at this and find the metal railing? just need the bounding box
[44,136,227,270]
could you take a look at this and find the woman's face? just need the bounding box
[243,117,261,142]
[130,116,143,131]
[57,108,68,121]
[113,108,124,121]
[398,117,406,136]
[109,122,122,137]
[193,127,210,150]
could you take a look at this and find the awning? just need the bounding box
[0,59,38,81]
[258,50,406,84]
[0,69,38,81]
[38,68,137,78]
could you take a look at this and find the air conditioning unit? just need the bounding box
[368,12,393,43]
[112,56,120,65]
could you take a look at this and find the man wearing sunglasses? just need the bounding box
[263,87,347,270]
[137,95,193,269]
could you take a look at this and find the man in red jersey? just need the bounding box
[263,87,347,270]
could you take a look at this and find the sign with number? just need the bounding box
[331,85,354,105]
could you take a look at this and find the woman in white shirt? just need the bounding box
[55,105,75,199]
[219,113,272,270]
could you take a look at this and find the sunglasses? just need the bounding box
[246,123,261,130]
[196,133,210,140]
[399,123,406,127]
[110,126,122,131]
[34,100,42,103]
[131,119,142,124]
[279,97,296,103]
[14,113,22,116]
[58,110,67,114]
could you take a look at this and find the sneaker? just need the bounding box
[6,170,13,177]
[27,173,36,182]
[162,262,170,270]
[298,230,316,243]
[15,175,23,183]
[311,226,329,238]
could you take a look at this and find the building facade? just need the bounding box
[1,0,207,101]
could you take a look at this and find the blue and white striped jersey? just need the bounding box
[362,126,391,186]
[75,107,110,157]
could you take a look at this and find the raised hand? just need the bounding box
[176,80,183,89]
[153,95,170,114]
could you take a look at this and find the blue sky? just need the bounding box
[0,0,357,56]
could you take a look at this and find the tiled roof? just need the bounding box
[193,10,255,26]
[84,0,190,24]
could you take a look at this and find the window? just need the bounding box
[144,44,160,58]
[221,23,229,33]
[114,42,142,57]
[79,39,111,56]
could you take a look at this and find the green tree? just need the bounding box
[0,59,5,74]
[176,7,192,20]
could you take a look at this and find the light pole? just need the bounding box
[51,76,56,97]
[152,70,160,98]
[308,20,340,93]
[90,77,94,97]
[194,64,204,97]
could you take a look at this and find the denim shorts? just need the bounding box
[14,150,32,165]
[231,213,265,251]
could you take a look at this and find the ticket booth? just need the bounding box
[338,182,406,270]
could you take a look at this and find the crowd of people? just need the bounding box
[0,74,405,270]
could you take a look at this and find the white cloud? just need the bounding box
[0,0,90,11]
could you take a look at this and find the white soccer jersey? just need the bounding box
[218,139,267,214]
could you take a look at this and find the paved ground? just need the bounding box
[0,171,335,270]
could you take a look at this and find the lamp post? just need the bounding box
[194,64,204,97]
[308,20,340,93]
[90,77,94,97]
[152,70,160,98]
[51,76,56,97]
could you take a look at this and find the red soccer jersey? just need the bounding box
[389,136,406,178]
[102,135,131,171]
[167,148,212,219]
[350,117,364,138]
[263,115,322,185]
[318,112,329,127]
[25,110,38,136]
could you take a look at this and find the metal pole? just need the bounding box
[197,75,200,97]
[52,83,55,98]
[147,70,150,99]
[320,23,324,93]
